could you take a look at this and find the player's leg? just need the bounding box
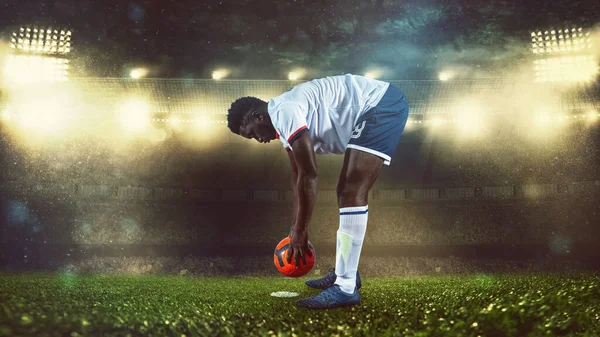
[303,149,381,291]
[330,84,408,296]
[333,148,383,294]
[296,150,382,309]
[298,84,408,309]
[337,147,383,207]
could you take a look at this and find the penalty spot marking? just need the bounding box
[270,291,299,298]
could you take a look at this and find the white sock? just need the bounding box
[334,205,368,294]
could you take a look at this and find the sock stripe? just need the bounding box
[340,209,369,215]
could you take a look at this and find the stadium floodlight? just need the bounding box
[11,26,71,55]
[212,71,223,80]
[531,27,596,83]
[212,69,229,80]
[12,93,74,133]
[534,56,598,83]
[586,109,599,122]
[288,72,301,81]
[3,55,69,84]
[130,68,148,79]
[438,71,454,81]
[287,69,306,81]
[364,70,381,79]
[119,99,151,132]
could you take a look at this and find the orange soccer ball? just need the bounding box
[273,236,316,277]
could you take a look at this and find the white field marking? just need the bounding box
[270,291,299,298]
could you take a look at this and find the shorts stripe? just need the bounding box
[346,144,392,165]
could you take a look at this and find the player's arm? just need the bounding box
[287,132,317,266]
[287,149,299,232]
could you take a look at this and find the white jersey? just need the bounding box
[268,74,389,154]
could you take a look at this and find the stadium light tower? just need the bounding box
[4,26,71,83]
[531,27,597,83]
[11,27,71,54]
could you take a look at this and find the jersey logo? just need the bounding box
[351,121,366,139]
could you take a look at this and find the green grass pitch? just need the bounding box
[0,273,599,336]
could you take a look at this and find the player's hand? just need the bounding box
[287,229,312,268]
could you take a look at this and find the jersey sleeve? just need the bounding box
[272,102,309,149]
[277,133,292,152]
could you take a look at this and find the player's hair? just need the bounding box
[227,96,266,135]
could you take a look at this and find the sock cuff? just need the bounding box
[339,205,368,215]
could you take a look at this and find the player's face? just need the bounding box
[239,110,276,144]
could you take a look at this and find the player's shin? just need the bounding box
[334,205,368,294]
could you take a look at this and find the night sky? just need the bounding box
[1,0,599,79]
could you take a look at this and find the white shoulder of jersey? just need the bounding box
[268,98,309,151]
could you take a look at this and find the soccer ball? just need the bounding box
[273,236,316,277]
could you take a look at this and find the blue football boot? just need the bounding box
[296,284,360,309]
[305,268,362,290]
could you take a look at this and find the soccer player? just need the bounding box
[227,74,409,309]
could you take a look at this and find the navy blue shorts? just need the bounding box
[347,84,409,165]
